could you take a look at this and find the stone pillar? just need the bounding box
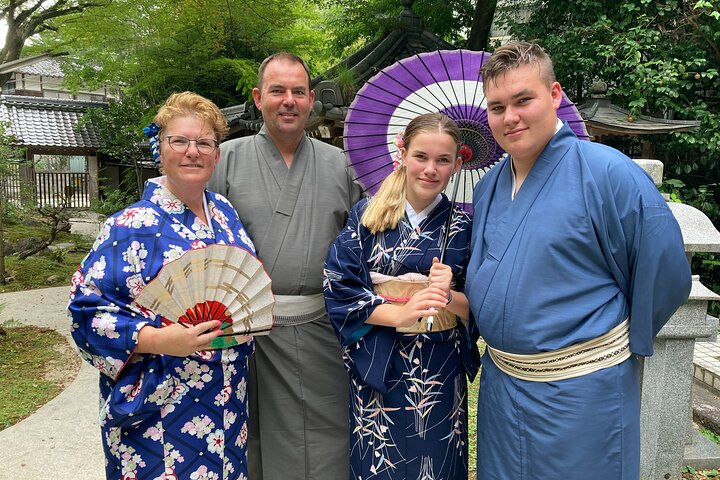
[632,158,720,480]
[640,277,720,479]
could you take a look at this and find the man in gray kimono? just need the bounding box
[209,52,362,479]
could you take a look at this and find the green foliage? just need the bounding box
[682,464,719,476]
[90,186,136,217]
[312,0,474,56]
[79,94,148,164]
[78,94,148,198]
[1,197,30,226]
[36,0,333,108]
[700,426,720,446]
[0,221,92,293]
[45,247,68,264]
[0,249,88,293]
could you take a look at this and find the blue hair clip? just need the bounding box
[143,122,161,164]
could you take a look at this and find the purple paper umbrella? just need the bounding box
[343,49,589,212]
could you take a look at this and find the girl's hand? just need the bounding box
[395,286,448,328]
[428,257,452,297]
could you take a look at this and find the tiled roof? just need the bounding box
[16,58,64,78]
[0,95,106,152]
[578,97,700,135]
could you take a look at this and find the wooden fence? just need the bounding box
[2,164,91,208]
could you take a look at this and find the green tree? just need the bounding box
[0,122,25,284]
[79,93,149,199]
[33,0,332,108]
[467,0,499,50]
[314,0,477,55]
[0,0,110,85]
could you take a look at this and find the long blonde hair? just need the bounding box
[361,113,461,234]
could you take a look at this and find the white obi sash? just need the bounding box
[487,319,631,382]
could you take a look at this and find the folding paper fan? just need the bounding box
[134,244,274,349]
[343,49,590,212]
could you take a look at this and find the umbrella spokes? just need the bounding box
[343,49,589,214]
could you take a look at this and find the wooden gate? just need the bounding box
[1,165,91,208]
[35,171,90,208]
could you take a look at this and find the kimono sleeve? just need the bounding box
[323,201,388,347]
[323,201,397,393]
[623,201,691,355]
[608,165,692,356]
[67,213,157,382]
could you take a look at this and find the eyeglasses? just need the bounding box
[164,135,219,155]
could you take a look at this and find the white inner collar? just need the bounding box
[406,194,443,228]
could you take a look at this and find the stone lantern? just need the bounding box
[634,159,720,480]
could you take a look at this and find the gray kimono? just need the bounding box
[209,126,363,480]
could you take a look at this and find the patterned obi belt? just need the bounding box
[370,272,457,334]
[487,319,631,382]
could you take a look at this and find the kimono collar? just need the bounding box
[405,194,443,229]
[509,118,565,200]
[145,177,214,236]
[257,124,310,152]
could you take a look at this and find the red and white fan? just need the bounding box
[134,244,274,349]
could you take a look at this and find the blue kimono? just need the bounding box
[465,124,691,479]
[68,179,256,480]
[324,196,480,480]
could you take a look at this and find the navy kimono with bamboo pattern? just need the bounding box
[324,195,480,480]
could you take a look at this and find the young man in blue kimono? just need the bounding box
[465,41,692,479]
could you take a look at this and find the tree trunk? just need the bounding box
[467,0,499,51]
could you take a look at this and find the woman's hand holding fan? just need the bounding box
[136,320,230,356]
[134,245,275,350]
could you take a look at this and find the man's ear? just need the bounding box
[550,82,563,110]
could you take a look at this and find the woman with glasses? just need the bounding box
[68,91,257,479]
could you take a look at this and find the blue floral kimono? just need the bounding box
[68,179,256,480]
[324,196,480,480]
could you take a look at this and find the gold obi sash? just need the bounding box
[371,274,456,334]
[487,319,631,382]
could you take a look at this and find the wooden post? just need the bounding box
[87,155,99,202]
[19,150,35,207]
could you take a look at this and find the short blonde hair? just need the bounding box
[361,113,461,234]
[154,91,229,142]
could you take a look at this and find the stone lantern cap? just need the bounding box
[668,203,720,253]
[690,275,720,302]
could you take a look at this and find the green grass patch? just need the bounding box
[0,252,87,293]
[3,224,92,247]
[467,341,485,478]
[0,325,79,430]
[701,426,720,446]
[0,223,92,293]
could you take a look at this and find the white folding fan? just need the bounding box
[134,244,274,349]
